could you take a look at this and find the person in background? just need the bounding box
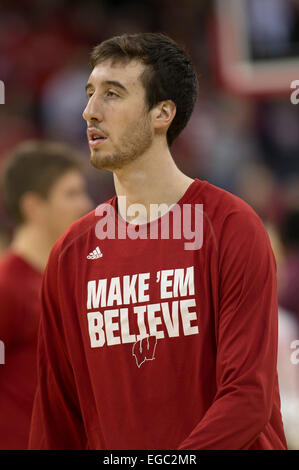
[278,209,299,325]
[0,140,92,449]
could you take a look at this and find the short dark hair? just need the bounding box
[90,33,199,147]
[1,140,83,226]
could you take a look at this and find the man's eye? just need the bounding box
[105,90,118,98]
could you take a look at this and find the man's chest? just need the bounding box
[70,236,215,350]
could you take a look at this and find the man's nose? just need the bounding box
[82,95,103,123]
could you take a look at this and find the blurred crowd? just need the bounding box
[0,0,299,450]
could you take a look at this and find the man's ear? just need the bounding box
[152,100,176,132]
[20,192,45,224]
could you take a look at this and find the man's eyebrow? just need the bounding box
[103,80,128,93]
[85,80,128,93]
[85,83,93,92]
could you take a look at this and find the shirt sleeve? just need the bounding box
[177,209,279,450]
[28,243,87,450]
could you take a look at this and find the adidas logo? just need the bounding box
[87,246,103,260]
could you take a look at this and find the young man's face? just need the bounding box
[83,60,154,171]
[40,169,92,241]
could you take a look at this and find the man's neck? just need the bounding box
[10,224,53,273]
[113,140,194,224]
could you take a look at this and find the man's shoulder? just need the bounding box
[198,180,268,249]
[199,180,258,218]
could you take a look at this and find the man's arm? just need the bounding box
[178,210,280,450]
[28,243,87,449]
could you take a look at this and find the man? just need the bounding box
[28,33,287,450]
[0,141,92,449]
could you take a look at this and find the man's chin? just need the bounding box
[90,150,124,171]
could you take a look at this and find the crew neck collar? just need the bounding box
[112,178,204,230]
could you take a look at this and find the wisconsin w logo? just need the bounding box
[132,335,157,368]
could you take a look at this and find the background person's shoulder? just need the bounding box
[50,196,116,260]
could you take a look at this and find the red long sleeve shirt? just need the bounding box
[0,251,43,449]
[28,178,287,450]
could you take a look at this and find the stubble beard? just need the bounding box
[90,112,153,171]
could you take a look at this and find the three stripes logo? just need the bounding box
[87,246,103,260]
[132,335,157,368]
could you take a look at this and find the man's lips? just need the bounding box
[87,127,108,147]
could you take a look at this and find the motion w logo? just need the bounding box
[132,335,157,368]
